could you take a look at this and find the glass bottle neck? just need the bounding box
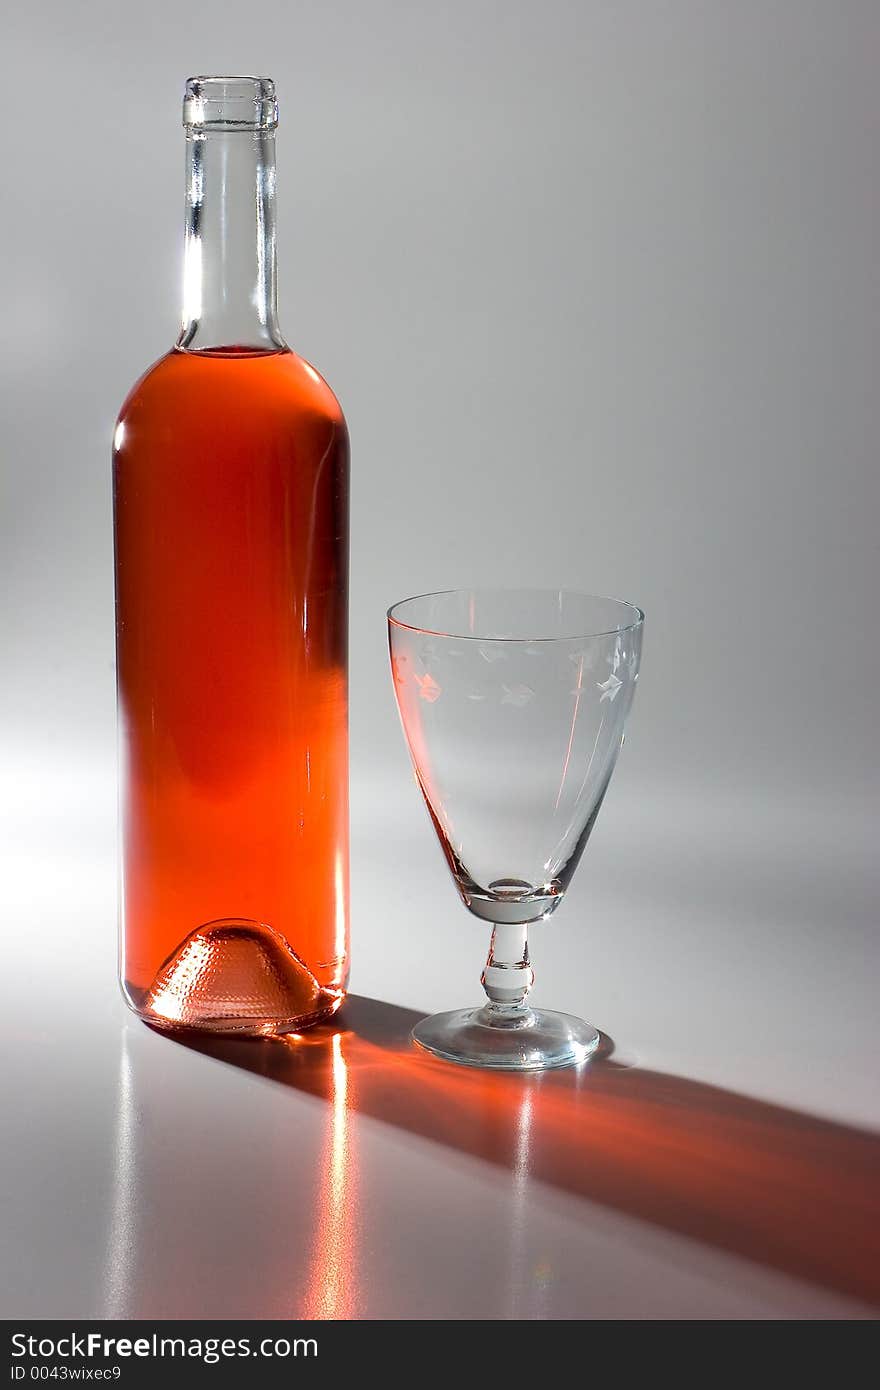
[178,129,286,353]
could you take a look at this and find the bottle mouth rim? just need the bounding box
[183,76,277,131]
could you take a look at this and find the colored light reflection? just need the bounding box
[301,1031,358,1319]
[286,1000,880,1311]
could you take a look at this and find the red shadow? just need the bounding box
[169,994,880,1309]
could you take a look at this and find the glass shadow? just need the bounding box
[169,994,880,1310]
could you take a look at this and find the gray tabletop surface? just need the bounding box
[2,758,877,1321]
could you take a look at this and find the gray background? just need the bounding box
[1,0,879,1319]
[5,0,878,800]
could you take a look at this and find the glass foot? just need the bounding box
[411,1005,600,1071]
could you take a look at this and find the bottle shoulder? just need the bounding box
[115,347,347,435]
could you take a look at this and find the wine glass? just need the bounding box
[388,588,644,1070]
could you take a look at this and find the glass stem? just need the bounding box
[481,922,535,1016]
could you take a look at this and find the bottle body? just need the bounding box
[114,345,349,1032]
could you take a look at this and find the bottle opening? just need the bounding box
[183,76,277,131]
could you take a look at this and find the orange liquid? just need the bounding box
[113,346,349,1032]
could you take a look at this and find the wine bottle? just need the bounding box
[113,77,349,1033]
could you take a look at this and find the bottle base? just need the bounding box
[122,986,345,1038]
[121,917,346,1037]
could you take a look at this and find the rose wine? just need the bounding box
[113,79,349,1033]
